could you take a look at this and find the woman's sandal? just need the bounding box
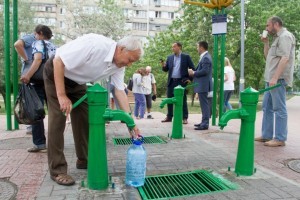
[51,174,75,186]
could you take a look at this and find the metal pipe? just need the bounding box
[239,0,245,102]
[4,0,12,130]
[219,33,226,120]
[212,9,219,126]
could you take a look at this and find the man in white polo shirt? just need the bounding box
[44,34,143,186]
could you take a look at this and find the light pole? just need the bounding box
[239,0,245,97]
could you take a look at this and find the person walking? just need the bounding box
[143,66,157,119]
[223,57,235,112]
[161,42,195,124]
[132,68,147,119]
[189,41,213,130]
[20,25,56,152]
[14,33,36,135]
[44,34,143,186]
[255,16,296,147]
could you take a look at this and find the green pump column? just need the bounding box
[235,87,259,176]
[172,86,184,139]
[160,85,185,139]
[87,83,108,190]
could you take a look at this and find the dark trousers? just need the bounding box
[198,92,209,127]
[44,57,88,176]
[167,79,188,119]
[31,84,46,147]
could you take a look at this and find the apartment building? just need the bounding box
[29,0,182,42]
[123,0,182,39]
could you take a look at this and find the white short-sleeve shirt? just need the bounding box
[224,66,235,91]
[55,33,125,90]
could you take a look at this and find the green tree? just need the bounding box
[0,0,35,103]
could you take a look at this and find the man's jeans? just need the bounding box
[261,79,287,141]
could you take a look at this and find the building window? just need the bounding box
[168,12,174,19]
[46,6,52,12]
[161,0,180,7]
[60,8,66,15]
[135,10,146,18]
[133,22,147,31]
[153,0,161,6]
[60,21,65,28]
[155,11,161,18]
[132,0,146,5]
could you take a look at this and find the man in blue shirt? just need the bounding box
[161,42,195,124]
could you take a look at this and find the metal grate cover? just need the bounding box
[138,170,236,200]
[113,136,167,145]
[287,159,300,173]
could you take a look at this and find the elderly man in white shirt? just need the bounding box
[43,34,143,186]
[143,66,157,119]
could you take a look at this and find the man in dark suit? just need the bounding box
[161,42,195,124]
[189,41,212,130]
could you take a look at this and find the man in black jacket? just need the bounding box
[161,42,195,124]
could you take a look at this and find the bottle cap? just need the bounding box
[132,135,144,145]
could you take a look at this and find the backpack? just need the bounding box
[30,40,49,83]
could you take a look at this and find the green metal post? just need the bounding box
[171,86,184,139]
[219,33,226,121]
[160,86,184,139]
[218,8,226,122]
[218,87,258,176]
[212,8,219,126]
[234,87,259,175]
[219,85,281,176]
[87,84,108,190]
[13,0,19,129]
[4,0,12,130]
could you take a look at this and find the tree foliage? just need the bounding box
[127,0,300,96]
[0,0,35,100]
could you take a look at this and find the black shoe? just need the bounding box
[194,126,208,130]
[194,123,202,127]
[161,117,172,123]
[147,115,154,119]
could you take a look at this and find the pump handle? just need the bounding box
[258,83,281,94]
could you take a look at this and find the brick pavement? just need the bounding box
[0,96,299,199]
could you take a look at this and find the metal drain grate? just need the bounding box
[113,136,167,145]
[138,170,236,200]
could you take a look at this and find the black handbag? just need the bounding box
[31,40,49,81]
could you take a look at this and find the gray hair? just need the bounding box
[269,16,283,27]
[117,36,144,57]
[146,66,151,71]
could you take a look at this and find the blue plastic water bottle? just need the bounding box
[125,136,147,187]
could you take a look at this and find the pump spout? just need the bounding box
[160,97,177,109]
[219,108,249,130]
[103,109,135,130]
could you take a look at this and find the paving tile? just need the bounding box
[1,97,300,199]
